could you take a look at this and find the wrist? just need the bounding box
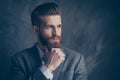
[45,64,54,72]
[39,65,53,80]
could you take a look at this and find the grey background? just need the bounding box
[0,0,120,80]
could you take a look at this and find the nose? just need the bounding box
[52,26,58,36]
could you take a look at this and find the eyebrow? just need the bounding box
[43,24,62,26]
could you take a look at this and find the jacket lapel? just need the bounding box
[53,47,69,80]
[28,44,42,73]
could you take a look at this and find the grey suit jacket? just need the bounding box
[10,44,87,80]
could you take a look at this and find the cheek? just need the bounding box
[42,29,52,37]
[58,29,62,35]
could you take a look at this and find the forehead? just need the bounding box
[39,15,62,24]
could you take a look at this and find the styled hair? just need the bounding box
[31,2,61,27]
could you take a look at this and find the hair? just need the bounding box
[31,2,61,27]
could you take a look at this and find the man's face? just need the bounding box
[38,15,62,48]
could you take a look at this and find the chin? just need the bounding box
[49,42,61,48]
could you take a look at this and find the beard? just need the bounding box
[38,32,62,49]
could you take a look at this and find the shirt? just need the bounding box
[36,44,53,80]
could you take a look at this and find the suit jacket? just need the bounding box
[10,44,87,80]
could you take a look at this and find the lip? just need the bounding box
[52,38,60,40]
[51,38,60,41]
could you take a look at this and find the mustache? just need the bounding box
[49,35,61,39]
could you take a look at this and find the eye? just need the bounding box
[44,25,52,29]
[57,24,62,28]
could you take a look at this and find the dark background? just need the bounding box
[0,0,120,80]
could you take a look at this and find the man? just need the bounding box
[10,2,87,80]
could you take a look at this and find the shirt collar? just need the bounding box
[36,43,45,58]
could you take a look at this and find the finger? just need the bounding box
[56,52,65,58]
[51,49,56,54]
[49,52,58,64]
[49,51,59,61]
[54,50,65,56]
[52,48,61,51]
[49,50,57,57]
[59,52,65,57]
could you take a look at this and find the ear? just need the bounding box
[32,26,39,34]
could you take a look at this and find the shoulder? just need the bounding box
[14,48,32,58]
[12,43,38,62]
[12,44,37,59]
[10,46,37,68]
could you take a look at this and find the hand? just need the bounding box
[44,48,65,72]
